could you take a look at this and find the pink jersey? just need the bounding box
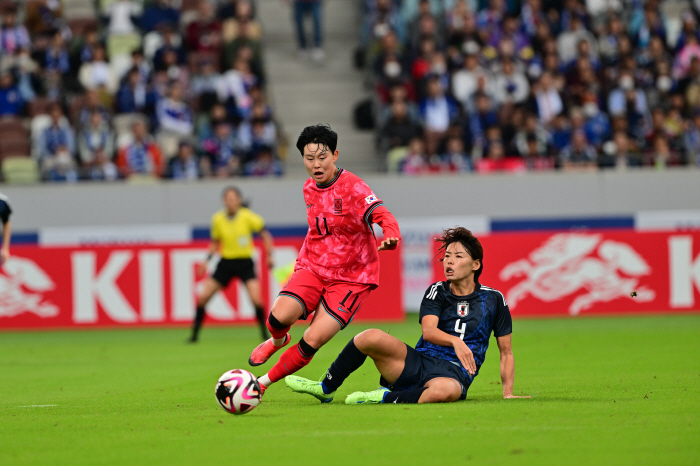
[296,169,392,285]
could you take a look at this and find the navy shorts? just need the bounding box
[212,258,256,287]
[380,344,470,400]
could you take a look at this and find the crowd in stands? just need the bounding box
[0,0,283,182]
[360,0,700,174]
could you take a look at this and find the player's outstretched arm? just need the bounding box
[378,237,400,250]
[496,334,530,399]
[370,205,401,251]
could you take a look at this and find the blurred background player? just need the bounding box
[249,124,401,395]
[0,192,11,266]
[189,186,274,343]
[286,227,530,404]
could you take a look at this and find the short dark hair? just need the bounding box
[436,227,484,282]
[296,124,338,156]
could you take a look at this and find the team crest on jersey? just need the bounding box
[365,194,378,204]
[457,302,469,317]
[334,199,342,214]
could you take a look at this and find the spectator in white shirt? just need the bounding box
[217,57,255,118]
[451,45,494,110]
[104,0,142,35]
[79,45,117,94]
[156,81,194,137]
[534,71,563,125]
[493,57,530,105]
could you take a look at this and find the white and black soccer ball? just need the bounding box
[215,369,262,415]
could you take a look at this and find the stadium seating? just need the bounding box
[0,0,284,183]
[2,156,39,184]
[358,0,700,174]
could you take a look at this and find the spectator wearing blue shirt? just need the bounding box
[43,31,70,99]
[559,129,597,171]
[77,90,113,130]
[582,96,611,149]
[467,92,498,155]
[0,71,24,117]
[244,145,283,177]
[78,110,115,171]
[550,113,572,152]
[607,72,648,118]
[116,67,157,115]
[0,6,31,56]
[140,0,180,33]
[153,25,186,71]
[155,82,193,136]
[200,120,240,177]
[39,103,78,181]
[44,30,70,74]
[635,3,666,51]
[168,141,200,180]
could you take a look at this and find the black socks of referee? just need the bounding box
[190,305,269,342]
[190,306,206,342]
[254,305,270,341]
[321,338,368,394]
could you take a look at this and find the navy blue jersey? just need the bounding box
[0,193,11,225]
[415,281,512,383]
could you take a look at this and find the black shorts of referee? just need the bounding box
[212,258,257,287]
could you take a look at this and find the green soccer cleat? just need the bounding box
[285,375,335,403]
[345,387,390,404]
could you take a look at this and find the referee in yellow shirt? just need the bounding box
[190,186,274,342]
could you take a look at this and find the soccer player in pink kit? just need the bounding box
[249,124,401,395]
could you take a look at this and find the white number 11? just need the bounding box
[454,320,466,340]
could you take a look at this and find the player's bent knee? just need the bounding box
[353,328,387,350]
[269,299,302,326]
[421,380,462,403]
[269,309,296,327]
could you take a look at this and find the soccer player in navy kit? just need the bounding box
[286,227,530,404]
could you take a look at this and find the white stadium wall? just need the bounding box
[3,169,700,230]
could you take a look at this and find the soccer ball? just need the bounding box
[215,369,262,415]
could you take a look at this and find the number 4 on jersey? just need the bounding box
[454,320,466,340]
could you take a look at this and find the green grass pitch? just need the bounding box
[1,315,699,466]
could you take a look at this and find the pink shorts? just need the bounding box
[278,268,375,329]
